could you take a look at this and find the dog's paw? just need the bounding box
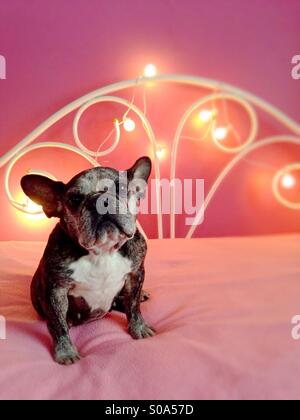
[129,319,156,340]
[54,343,81,366]
[140,290,150,302]
[55,349,81,366]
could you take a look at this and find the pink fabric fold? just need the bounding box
[0,236,299,400]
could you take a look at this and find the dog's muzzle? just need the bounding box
[78,192,136,252]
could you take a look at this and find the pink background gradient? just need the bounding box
[0,0,300,240]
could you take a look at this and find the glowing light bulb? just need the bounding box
[199,109,216,123]
[144,64,157,78]
[14,193,47,225]
[25,198,43,214]
[156,146,167,160]
[23,198,47,221]
[123,118,136,132]
[213,126,228,141]
[281,173,296,189]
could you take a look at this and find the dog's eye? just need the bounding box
[117,182,128,196]
[68,194,84,208]
[100,186,109,193]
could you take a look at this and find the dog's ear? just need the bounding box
[128,157,152,182]
[127,157,152,201]
[21,175,65,218]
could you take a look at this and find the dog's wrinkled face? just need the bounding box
[21,157,151,254]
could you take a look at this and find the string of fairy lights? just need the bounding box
[95,64,168,162]
[98,64,239,161]
[107,64,298,191]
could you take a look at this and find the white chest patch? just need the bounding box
[69,251,132,312]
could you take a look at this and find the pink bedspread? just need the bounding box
[0,235,299,400]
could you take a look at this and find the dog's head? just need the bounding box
[21,157,151,254]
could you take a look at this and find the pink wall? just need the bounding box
[0,0,300,240]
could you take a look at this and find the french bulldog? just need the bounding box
[21,157,155,365]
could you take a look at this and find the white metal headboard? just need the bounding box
[0,73,300,239]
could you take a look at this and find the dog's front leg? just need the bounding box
[45,287,80,365]
[123,266,156,339]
